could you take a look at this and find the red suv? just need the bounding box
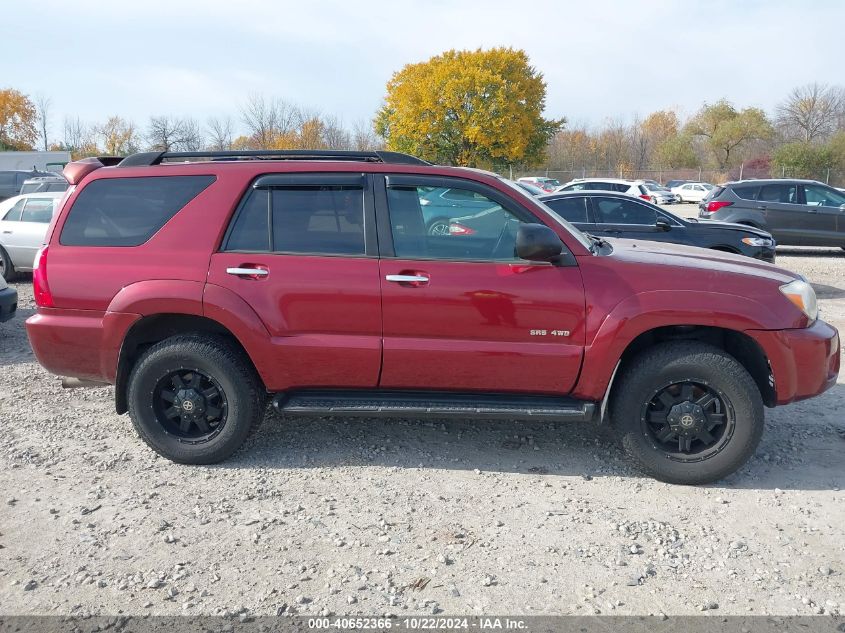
[25,150,840,484]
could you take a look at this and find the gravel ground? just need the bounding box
[1,244,844,618]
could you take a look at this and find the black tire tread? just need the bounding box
[610,341,764,485]
[127,334,265,464]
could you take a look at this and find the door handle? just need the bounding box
[755,205,767,210]
[226,267,268,277]
[2,230,11,234]
[385,274,429,283]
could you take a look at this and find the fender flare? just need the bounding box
[573,290,774,401]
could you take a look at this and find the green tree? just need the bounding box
[376,48,563,168]
[685,100,773,169]
[772,141,835,180]
[0,88,38,150]
[654,134,698,168]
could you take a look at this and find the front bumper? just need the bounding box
[748,320,840,405]
[0,286,17,322]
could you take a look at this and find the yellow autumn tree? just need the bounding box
[376,48,563,168]
[0,88,38,150]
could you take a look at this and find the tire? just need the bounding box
[426,218,451,236]
[609,341,764,485]
[127,334,265,464]
[0,246,15,282]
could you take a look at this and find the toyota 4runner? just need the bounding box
[25,150,840,484]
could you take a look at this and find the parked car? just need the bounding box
[0,274,16,322]
[665,179,693,190]
[516,176,560,192]
[556,178,652,200]
[0,192,64,280]
[514,181,546,196]
[25,150,839,485]
[418,187,502,235]
[673,182,714,203]
[19,175,68,195]
[538,191,775,261]
[700,179,845,248]
[0,169,53,201]
[643,184,678,205]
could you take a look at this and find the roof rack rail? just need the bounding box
[117,150,430,167]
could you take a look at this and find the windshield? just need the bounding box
[496,177,593,252]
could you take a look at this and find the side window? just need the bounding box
[47,183,67,192]
[561,183,585,192]
[225,183,366,255]
[386,183,527,261]
[804,184,845,207]
[544,197,589,223]
[21,198,55,223]
[732,185,759,201]
[2,199,26,221]
[594,198,656,225]
[225,189,270,251]
[758,183,797,203]
[0,173,15,186]
[60,175,215,246]
[271,187,365,255]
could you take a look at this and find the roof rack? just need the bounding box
[117,150,430,168]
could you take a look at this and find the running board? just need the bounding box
[273,390,597,422]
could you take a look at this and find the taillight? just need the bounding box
[705,200,733,213]
[449,223,476,236]
[32,245,53,307]
[639,194,651,201]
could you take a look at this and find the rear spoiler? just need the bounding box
[63,156,123,185]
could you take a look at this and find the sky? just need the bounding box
[2,0,844,141]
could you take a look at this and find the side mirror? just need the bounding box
[515,223,563,262]
[656,219,672,231]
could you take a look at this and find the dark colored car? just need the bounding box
[0,276,16,322]
[24,150,839,485]
[0,170,53,201]
[700,179,845,249]
[539,191,776,262]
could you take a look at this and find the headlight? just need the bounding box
[742,236,774,247]
[779,279,818,322]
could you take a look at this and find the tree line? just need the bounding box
[1,47,845,184]
[0,91,383,158]
[545,83,845,182]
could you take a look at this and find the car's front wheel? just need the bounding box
[610,341,764,485]
[127,334,265,464]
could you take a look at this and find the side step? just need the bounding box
[273,390,597,422]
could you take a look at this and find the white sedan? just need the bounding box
[0,192,64,281]
[672,182,714,203]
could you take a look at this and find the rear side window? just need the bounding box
[21,199,55,223]
[60,176,215,246]
[225,185,365,256]
[732,185,759,201]
[758,183,797,203]
[544,197,589,223]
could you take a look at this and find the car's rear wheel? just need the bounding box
[127,334,265,464]
[610,341,764,485]
[0,247,15,282]
[427,218,451,236]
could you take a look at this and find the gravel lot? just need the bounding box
[1,239,843,618]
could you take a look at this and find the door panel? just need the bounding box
[208,254,382,390]
[377,176,586,395]
[800,184,845,246]
[206,175,382,391]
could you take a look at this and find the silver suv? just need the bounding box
[700,179,845,249]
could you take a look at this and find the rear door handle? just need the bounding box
[2,230,11,234]
[226,267,268,277]
[385,274,429,283]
